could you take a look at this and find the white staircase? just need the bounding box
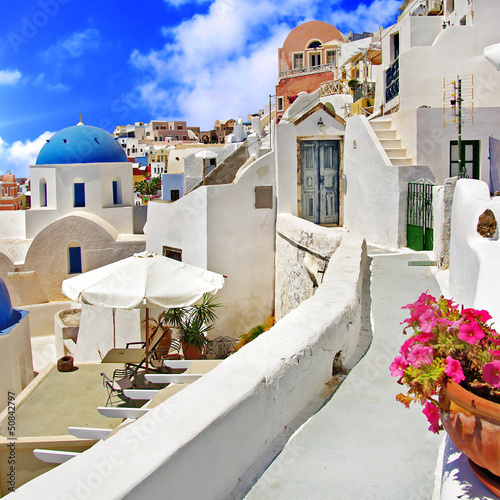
[370,118,413,166]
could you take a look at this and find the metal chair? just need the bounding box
[101,371,134,407]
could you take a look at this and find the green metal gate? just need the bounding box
[407,182,433,251]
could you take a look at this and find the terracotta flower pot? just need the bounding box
[182,343,203,360]
[439,379,500,489]
[57,356,74,372]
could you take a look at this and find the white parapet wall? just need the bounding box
[449,179,500,323]
[12,230,367,500]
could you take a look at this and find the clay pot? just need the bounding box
[440,379,500,490]
[57,356,74,372]
[182,343,203,360]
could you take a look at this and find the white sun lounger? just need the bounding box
[144,373,203,384]
[33,449,80,464]
[97,406,150,419]
[68,426,113,440]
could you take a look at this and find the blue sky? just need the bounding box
[0,0,400,177]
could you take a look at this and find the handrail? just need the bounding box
[279,63,336,79]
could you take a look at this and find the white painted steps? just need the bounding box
[370,118,413,166]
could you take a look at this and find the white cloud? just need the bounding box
[41,29,101,60]
[34,73,69,92]
[330,0,400,33]
[128,0,398,129]
[0,132,55,177]
[0,69,22,86]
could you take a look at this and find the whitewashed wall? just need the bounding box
[449,179,500,323]
[344,114,434,248]
[27,163,134,238]
[147,150,276,338]
[0,211,26,239]
[0,310,33,412]
[12,231,367,500]
[390,108,500,186]
[376,0,500,113]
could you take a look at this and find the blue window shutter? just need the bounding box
[74,183,85,207]
[69,247,82,274]
[112,181,118,205]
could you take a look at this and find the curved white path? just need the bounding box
[245,248,443,499]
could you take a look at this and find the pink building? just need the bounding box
[0,172,21,211]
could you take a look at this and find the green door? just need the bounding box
[407,182,433,251]
[450,140,480,179]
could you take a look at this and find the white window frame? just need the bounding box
[293,52,304,69]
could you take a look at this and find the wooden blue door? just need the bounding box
[301,140,339,224]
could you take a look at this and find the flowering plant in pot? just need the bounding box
[390,292,500,491]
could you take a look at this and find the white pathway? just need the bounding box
[245,248,444,499]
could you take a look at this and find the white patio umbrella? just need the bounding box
[62,251,224,370]
[194,150,218,185]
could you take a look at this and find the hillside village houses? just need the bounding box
[2,0,500,497]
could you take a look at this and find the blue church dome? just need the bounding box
[0,277,13,329]
[36,122,128,165]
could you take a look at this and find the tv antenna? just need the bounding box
[444,75,474,177]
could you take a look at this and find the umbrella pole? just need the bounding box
[145,307,150,375]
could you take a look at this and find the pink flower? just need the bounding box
[400,337,416,356]
[444,356,465,383]
[414,332,434,343]
[401,304,427,326]
[407,344,433,368]
[446,320,462,332]
[483,360,500,388]
[401,293,437,319]
[490,350,500,359]
[423,401,440,434]
[420,309,438,334]
[458,321,485,344]
[390,355,408,378]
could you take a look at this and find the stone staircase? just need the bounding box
[370,118,413,166]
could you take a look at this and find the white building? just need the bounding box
[0,121,145,306]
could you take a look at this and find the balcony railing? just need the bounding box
[319,78,350,97]
[385,58,399,103]
[353,81,376,102]
[279,63,336,79]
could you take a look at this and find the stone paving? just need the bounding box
[245,247,444,499]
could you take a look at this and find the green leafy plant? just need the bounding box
[161,294,221,349]
[134,176,161,196]
[391,292,500,433]
[348,79,359,89]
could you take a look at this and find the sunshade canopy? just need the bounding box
[62,251,224,310]
[194,150,218,159]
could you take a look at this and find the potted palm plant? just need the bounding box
[161,294,220,360]
[391,292,500,494]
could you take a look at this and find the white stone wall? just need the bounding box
[12,232,367,500]
[275,214,344,319]
[376,0,500,113]
[449,179,500,323]
[0,311,33,412]
[390,108,500,186]
[344,114,435,248]
[147,150,276,338]
[27,162,134,238]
